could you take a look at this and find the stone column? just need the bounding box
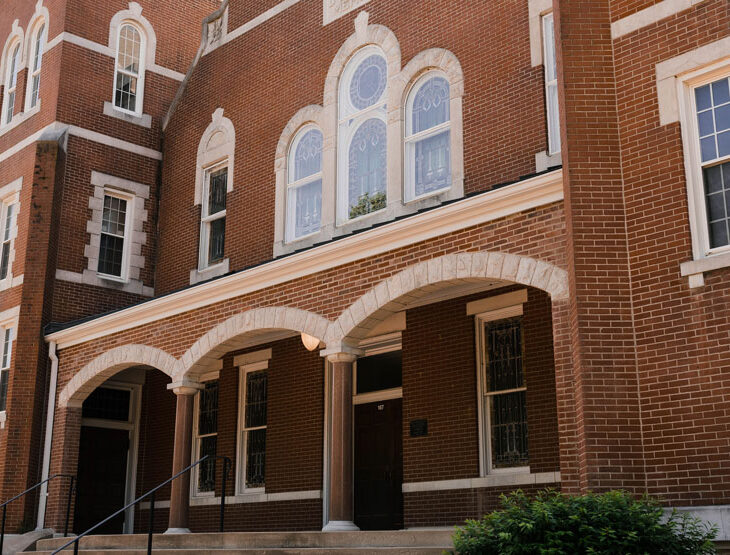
[165,382,201,534]
[322,348,361,531]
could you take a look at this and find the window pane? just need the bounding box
[114,73,137,112]
[207,217,226,265]
[117,25,141,74]
[82,388,130,421]
[198,436,217,493]
[704,161,730,249]
[0,369,7,412]
[349,54,387,111]
[8,46,19,88]
[294,129,323,181]
[245,371,268,429]
[102,196,127,236]
[33,24,45,72]
[411,77,450,134]
[98,233,125,276]
[2,328,12,369]
[0,243,10,281]
[348,118,386,218]
[491,391,529,469]
[207,168,227,215]
[412,129,451,197]
[198,381,219,436]
[486,318,524,392]
[356,350,402,394]
[696,77,730,163]
[547,83,561,153]
[246,428,266,488]
[31,75,41,108]
[543,14,556,82]
[289,178,322,239]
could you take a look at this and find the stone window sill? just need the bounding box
[103,101,152,129]
[680,251,730,288]
[190,259,229,285]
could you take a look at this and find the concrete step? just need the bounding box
[32,546,454,553]
[36,531,454,552]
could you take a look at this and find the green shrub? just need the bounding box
[452,489,717,555]
[349,191,386,219]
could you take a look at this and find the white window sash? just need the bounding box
[3,45,20,125]
[192,380,218,498]
[112,23,145,116]
[0,196,18,282]
[286,172,323,242]
[98,190,133,281]
[27,24,45,109]
[199,164,228,270]
[542,13,561,156]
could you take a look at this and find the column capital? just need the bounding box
[321,343,363,363]
[167,380,204,396]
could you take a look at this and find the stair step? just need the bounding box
[36,531,454,552]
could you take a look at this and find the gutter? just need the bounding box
[36,341,58,531]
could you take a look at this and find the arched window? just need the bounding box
[338,46,388,222]
[2,43,21,125]
[404,73,451,201]
[26,22,46,110]
[287,126,323,241]
[113,23,145,114]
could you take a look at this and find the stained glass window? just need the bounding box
[339,47,388,221]
[196,381,219,494]
[243,370,267,489]
[287,128,322,240]
[405,74,451,199]
[483,317,529,470]
[695,77,730,249]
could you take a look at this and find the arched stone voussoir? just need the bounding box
[59,345,177,408]
[335,251,569,342]
[174,306,333,382]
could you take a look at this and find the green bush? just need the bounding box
[452,489,717,555]
[349,191,386,219]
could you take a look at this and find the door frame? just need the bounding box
[79,380,142,534]
[322,333,403,528]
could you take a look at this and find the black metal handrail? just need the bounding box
[0,473,75,554]
[52,455,231,554]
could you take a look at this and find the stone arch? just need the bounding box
[108,2,157,68]
[59,345,177,408]
[195,107,235,205]
[1,20,25,85]
[391,47,464,106]
[24,0,49,67]
[328,251,569,345]
[174,306,332,382]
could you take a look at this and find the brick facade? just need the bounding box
[0,0,728,539]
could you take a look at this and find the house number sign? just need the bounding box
[323,0,371,25]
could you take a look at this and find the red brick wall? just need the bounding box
[609,0,730,505]
[157,0,549,293]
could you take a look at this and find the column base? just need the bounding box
[164,528,191,534]
[322,520,360,531]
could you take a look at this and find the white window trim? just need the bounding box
[192,370,220,498]
[403,71,453,204]
[541,12,560,157]
[235,349,272,496]
[97,188,134,283]
[475,303,531,477]
[198,162,228,272]
[24,17,46,112]
[675,58,730,287]
[0,305,20,428]
[1,40,22,127]
[112,21,146,117]
[0,178,21,292]
[286,125,324,243]
[83,171,151,295]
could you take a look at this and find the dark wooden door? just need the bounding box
[74,427,130,534]
[354,398,403,530]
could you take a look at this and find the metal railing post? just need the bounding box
[64,476,75,537]
[1,504,7,555]
[219,458,228,533]
[147,491,155,555]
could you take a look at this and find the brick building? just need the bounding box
[0,0,728,542]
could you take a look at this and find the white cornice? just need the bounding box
[46,169,563,349]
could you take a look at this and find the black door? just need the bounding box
[74,426,130,534]
[354,398,403,530]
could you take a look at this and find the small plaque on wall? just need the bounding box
[410,419,428,437]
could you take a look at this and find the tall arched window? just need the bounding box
[26,22,46,110]
[113,23,145,114]
[287,126,323,241]
[404,73,451,201]
[2,43,21,125]
[338,46,388,222]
